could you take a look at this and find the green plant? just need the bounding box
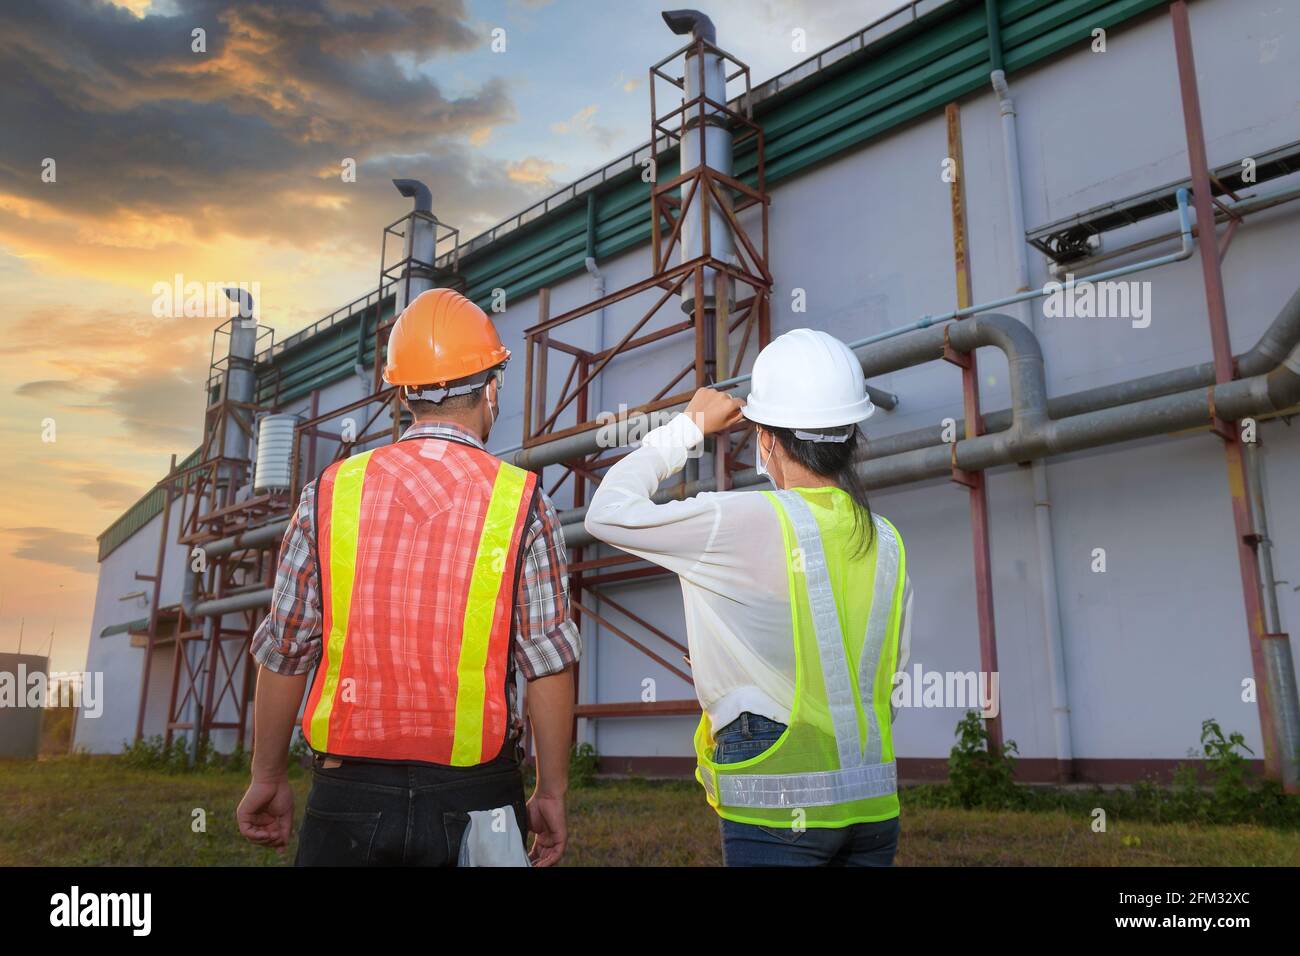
[1195,717,1294,826]
[947,711,1021,809]
[121,735,192,774]
[120,734,251,774]
[569,742,599,789]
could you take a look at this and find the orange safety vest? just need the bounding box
[302,438,538,767]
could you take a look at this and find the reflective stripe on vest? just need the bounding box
[860,511,900,765]
[308,449,373,753]
[451,461,530,765]
[702,497,902,810]
[700,760,899,808]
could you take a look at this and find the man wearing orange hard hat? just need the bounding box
[238,288,580,867]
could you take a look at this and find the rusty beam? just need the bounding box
[1171,0,1281,782]
[947,101,1003,753]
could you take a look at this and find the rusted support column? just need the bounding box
[946,102,1003,753]
[1171,0,1284,785]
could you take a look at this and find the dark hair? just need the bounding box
[765,424,875,556]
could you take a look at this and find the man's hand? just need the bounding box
[684,387,745,435]
[527,791,567,867]
[240,666,307,852]
[237,776,295,851]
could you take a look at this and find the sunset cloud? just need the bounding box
[3,527,99,576]
[506,156,561,185]
[0,0,550,290]
[549,104,618,149]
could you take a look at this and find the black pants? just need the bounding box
[295,753,527,866]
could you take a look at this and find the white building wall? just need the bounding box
[487,0,1300,770]
[78,496,184,753]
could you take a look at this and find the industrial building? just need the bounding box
[77,0,1300,788]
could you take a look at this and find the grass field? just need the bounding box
[3,756,1297,866]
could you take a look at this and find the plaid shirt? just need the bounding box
[251,422,581,689]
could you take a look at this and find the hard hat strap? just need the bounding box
[404,365,505,405]
[792,426,856,443]
[405,381,483,403]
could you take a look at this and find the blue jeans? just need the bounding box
[713,712,900,867]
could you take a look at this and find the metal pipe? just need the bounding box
[986,0,1004,73]
[513,188,1213,474]
[862,340,1300,486]
[187,290,260,762]
[645,190,1193,395]
[528,280,1300,479]
[392,178,432,214]
[662,8,715,43]
[864,283,1300,461]
[663,8,732,315]
[182,518,288,618]
[843,188,1195,356]
[201,313,1300,617]
[570,306,1300,520]
[392,178,437,313]
[570,310,1050,537]
[991,64,1074,781]
[1048,183,1300,277]
[1242,437,1296,789]
[221,288,259,464]
[1245,441,1283,636]
[193,588,273,618]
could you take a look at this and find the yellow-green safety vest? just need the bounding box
[695,487,907,828]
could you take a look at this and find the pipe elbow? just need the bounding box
[990,68,1015,114]
[393,178,433,214]
[223,287,255,320]
[662,8,717,44]
[1264,343,1300,411]
[950,312,1044,364]
[1239,285,1300,377]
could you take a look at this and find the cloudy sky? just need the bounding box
[0,0,899,673]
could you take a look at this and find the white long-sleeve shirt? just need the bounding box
[584,413,912,732]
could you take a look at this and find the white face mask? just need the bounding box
[755,433,777,489]
[484,368,504,434]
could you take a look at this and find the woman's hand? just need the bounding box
[684,387,745,435]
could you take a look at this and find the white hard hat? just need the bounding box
[742,328,874,430]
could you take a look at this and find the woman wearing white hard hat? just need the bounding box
[585,327,913,867]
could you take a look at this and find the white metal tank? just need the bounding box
[253,414,299,492]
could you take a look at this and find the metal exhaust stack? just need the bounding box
[663,9,734,318]
[221,288,258,466]
[392,178,437,313]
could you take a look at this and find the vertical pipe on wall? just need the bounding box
[1244,438,1300,791]
[985,0,1004,72]
[988,0,1074,781]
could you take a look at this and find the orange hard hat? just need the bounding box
[383,288,510,386]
